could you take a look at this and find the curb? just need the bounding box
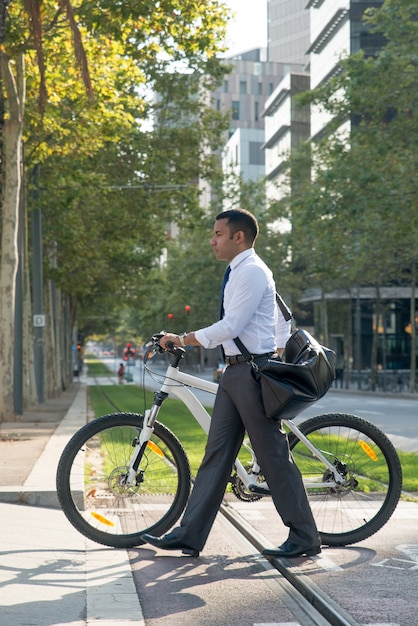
[0,385,87,507]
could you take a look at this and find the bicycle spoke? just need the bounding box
[288,413,402,546]
[57,414,191,548]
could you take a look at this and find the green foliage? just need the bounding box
[4,0,233,342]
[126,214,222,340]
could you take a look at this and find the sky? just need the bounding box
[223,0,267,56]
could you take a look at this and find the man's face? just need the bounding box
[210,218,238,263]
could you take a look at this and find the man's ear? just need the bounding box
[234,230,245,244]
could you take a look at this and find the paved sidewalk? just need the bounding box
[0,382,144,626]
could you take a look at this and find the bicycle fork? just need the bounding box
[123,392,167,487]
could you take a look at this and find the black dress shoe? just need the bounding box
[262,539,321,558]
[140,532,199,557]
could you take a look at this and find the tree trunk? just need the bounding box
[22,189,37,407]
[0,52,25,421]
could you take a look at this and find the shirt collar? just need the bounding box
[229,248,255,271]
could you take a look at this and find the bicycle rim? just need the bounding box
[56,413,191,548]
[288,413,402,546]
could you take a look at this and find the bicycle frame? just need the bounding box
[137,361,345,491]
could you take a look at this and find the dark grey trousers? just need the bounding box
[171,360,320,551]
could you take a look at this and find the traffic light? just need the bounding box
[123,343,136,360]
[168,313,174,320]
[185,305,191,315]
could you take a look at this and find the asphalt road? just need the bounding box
[295,389,418,452]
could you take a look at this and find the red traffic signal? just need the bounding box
[185,305,191,315]
[168,313,174,320]
[123,343,136,359]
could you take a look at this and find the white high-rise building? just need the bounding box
[308,0,385,138]
[267,0,310,67]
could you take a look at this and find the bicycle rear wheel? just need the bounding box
[288,413,402,546]
[56,413,191,548]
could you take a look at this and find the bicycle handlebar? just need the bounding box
[144,333,186,365]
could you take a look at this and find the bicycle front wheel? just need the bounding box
[56,413,191,548]
[288,413,402,546]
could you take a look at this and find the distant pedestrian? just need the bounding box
[117,363,125,384]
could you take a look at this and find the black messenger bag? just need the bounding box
[233,294,336,420]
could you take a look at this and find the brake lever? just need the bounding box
[144,333,165,362]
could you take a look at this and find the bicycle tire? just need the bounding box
[56,413,191,548]
[287,412,402,546]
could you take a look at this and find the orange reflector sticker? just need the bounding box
[358,440,378,461]
[147,440,165,458]
[91,512,115,526]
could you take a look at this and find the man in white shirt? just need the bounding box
[141,209,321,558]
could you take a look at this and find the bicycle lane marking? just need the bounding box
[370,544,418,571]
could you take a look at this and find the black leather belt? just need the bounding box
[225,353,272,366]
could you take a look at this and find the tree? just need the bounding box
[0,0,94,418]
[0,0,231,419]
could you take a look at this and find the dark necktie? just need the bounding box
[219,265,231,362]
[219,265,231,320]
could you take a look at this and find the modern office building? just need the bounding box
[222,127,265,209]
[213,48,296,140]
[263,71,310,201]
[267,0,310,67]
[207,48,303,198]
[308,0,385,138]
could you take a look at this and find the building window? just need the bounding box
[223,80,228,92]
[258,82,262,95]
[249,142,265,166]
[232,101,240,120]
[240,80,247,94]
[216,99,220,111]
[255,101,259,121]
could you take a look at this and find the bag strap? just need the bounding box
[232,335,251,359]
[232,292,293,358]
[275,292,293,322]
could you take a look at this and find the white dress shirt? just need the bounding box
[195,249,291,356]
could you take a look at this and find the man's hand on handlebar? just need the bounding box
[158,331,200,350]
[160,333,181,350]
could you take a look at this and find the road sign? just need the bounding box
[33,314,45,327]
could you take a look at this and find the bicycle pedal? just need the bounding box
[248,482,270,495]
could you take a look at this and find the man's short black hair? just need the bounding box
[215,208,259,243]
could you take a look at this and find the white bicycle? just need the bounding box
[56,333,402,548]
